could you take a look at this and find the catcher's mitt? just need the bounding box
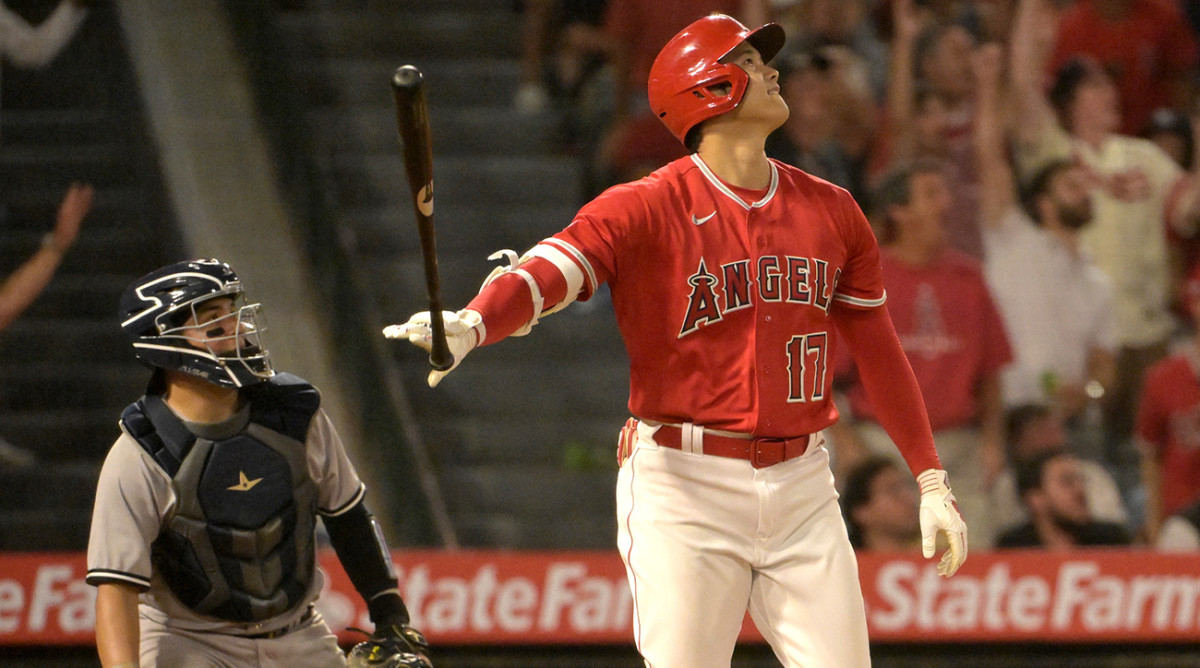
[346,624,432,668]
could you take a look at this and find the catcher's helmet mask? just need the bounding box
[648,13,787,144]
[120,259,274,388]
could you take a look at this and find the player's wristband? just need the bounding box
[368,591,411,628]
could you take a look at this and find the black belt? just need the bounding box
[245,606,314,639]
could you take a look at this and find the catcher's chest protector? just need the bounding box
[121,374,321,622]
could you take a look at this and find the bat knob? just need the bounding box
[393,65,423,90]
[429,351,455,372]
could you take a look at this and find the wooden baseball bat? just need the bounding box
[391,64,453,371]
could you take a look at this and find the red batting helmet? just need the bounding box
[648,14,786,144]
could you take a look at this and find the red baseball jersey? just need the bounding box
[843,249,1012,431]
[545,154,887,437]
[1136,349,1200,517]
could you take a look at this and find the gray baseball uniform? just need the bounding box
[86,376,364,666]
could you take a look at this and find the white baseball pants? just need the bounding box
[616,421,871,668]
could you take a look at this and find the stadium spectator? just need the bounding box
[1140,108,1200,322]
[1047,0,1198,137]
[1,0,88,73]
[973,40,1118,423]
[598,110,686,184]
[991,403,1129,544]
[842,456,922,551]
[0,0,89,139]
[1010,0,1200,475]
[514,0,611,117]
[764,45,876,202]
[1156,497,1200,551]
[960,0,1017,44]
[830,159,1012,545]
[996,448,1134,549]
[1136,266,1200,543]
[1142,108,1195,171]
[766,0,888,101]
[515,0,556,114]
[0,183,92,467]
[877,0,984,258]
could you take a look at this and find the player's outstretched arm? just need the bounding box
[834,305,968,575]
[383,251,575,387]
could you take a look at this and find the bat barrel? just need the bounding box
[392,67,433,191]
[391,64,454,372]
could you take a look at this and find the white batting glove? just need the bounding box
[383,309,483,387]
[917,468,968,577]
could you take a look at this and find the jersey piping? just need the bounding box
[541,238,596,297]
[320,483,366,517]
[527,242,587,310]
[690,154,779,209]
[86,568,151,589]
[833,290,888,309]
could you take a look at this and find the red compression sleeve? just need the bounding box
[465,257,569,346]
[833,305,942,477]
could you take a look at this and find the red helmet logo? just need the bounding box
[648,14,786,144]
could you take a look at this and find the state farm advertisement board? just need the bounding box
[0,554,92,645]
[2,550,1198,646]
[319,550,635,645]
[859,550,1200,643]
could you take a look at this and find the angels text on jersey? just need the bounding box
[679,254,840,337]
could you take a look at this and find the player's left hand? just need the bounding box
[917,468,968,577]
[382,309,481,387]
[345,622,433,668]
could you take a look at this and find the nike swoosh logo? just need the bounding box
[691,212,716,225]
[227,471,263,492]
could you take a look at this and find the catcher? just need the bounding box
[85,259,431,668]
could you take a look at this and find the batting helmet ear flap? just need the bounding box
[648,14,786,144]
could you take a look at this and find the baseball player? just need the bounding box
[388,14,967,667]
[86,259,430,668]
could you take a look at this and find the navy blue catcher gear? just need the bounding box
[120,373,322,622]
[120,259,273,388]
